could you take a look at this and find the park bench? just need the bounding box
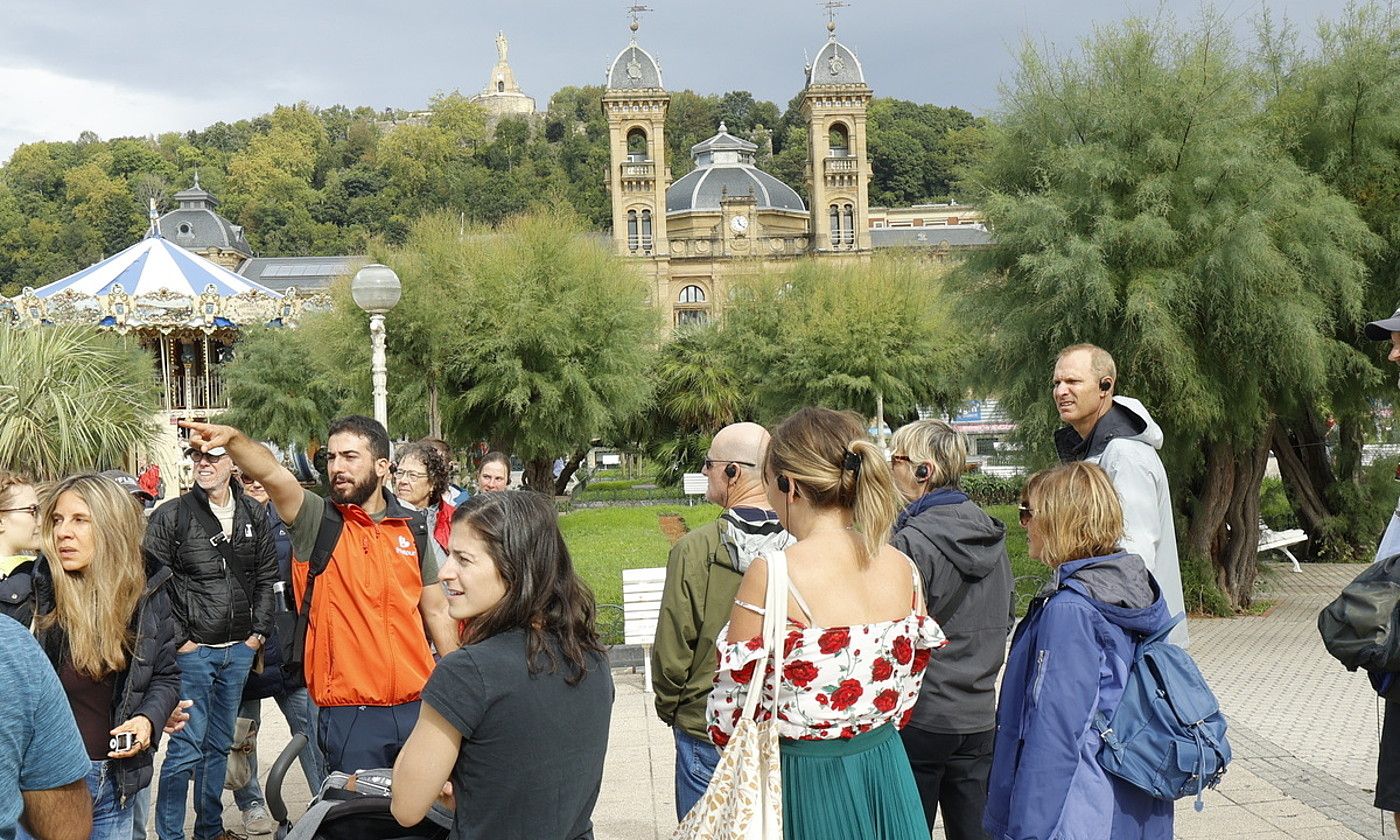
[682,472,707,505]
[1258,521,1308,574]
[622,566,668,693]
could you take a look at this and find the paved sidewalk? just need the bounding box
[179,561,1391,839]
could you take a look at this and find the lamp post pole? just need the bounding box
[351,264,403,432]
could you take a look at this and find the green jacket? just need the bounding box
[651,510,792,740]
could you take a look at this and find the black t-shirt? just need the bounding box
[421,628,614,840]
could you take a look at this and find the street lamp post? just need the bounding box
[350,264,402,431]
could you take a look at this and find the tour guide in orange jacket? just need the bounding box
[180,416,460,773]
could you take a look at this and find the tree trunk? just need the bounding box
[1271,420,1332,541]
[554,450,588,495]
[427,379,442,440]
[522,457,554,493]
[1188,428,1271,612]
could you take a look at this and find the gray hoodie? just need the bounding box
[892,496,1014,734]
[1055,396,1187,646]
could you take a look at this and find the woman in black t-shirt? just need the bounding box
[391,491,614,840]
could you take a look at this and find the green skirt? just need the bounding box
[779,723,927,840]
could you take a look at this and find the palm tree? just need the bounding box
[0,325,160,479]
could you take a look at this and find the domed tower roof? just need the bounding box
[666,122,805,214]
[607,37,664,90]
[157,174,252,258]
[807,26,865,87]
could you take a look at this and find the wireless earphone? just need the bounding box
[776,475,792,494]
[724,463,738,479]
[915,463,930,482]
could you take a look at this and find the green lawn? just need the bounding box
[565,501,1047,617]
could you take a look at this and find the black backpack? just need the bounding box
[281,499,430,683]
[1317,553,1400,699]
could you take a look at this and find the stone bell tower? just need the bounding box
[603,14,669,258]
[801,15,872,254]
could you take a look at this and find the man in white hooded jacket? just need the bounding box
[1051,343,1187,646]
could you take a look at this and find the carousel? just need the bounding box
[6,205,300,420]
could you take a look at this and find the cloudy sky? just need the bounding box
[0,0,1361,162]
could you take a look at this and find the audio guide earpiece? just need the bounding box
[776,475,791,494]
[724,463,738,479]
[1099,378,1112,392]
[915,464,930,482]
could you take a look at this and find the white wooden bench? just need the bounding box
[1258,523,1308,573]
[622,567,668,693]
[682,472,707,505]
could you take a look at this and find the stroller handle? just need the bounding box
[266,732,309,823]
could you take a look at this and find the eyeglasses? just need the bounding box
[0,505,38,517]
[391,466,429,481]
[702,458,756,472]
[1018,503,1033,527]
[890,455,912,466]
[237,474,260,486]
[186,450,226,464]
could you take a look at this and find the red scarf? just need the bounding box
[434,501,455,552]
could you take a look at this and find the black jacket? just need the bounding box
[143,483,278,645]
[0,557,35,626]
[892,492,1014,734]
[33,553,182,805]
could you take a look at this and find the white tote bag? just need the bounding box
[673,550,788,840]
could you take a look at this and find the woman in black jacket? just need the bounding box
[889,419,1014,840]
[29,473,181,840]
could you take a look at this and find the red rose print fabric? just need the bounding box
[706,554,947,742]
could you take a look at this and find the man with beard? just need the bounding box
[179,416,459,773]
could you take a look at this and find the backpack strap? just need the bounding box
[179,493,256,609]
[289,501,344,673]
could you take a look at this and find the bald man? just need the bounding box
[652,422,794,820]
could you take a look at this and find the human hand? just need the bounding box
[164,699,194,734]
[244,634,263,650]
[108,715,154,758]
[178,641,198,654]
[437,781,455,811]
[177,420,242,455]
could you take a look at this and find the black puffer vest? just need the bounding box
[33,553,182,805]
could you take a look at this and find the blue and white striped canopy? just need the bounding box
[31,235,281,300]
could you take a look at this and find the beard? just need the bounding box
[330,470,382,508]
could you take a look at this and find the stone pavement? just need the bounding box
[159,561,1391,839]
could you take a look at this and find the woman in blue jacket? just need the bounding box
[984,462,1173,840]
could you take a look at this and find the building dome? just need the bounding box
[157,175,252,259]
[807,37,865,86]
[666,122,805,214]
[607,42,664,90]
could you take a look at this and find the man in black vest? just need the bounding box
[143,445,277,840]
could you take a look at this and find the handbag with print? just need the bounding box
[673,550,789,839]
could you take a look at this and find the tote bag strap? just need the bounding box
[738,550,790,721]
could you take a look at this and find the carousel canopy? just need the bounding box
[8,235,302,333]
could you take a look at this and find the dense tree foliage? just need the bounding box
[0,86,978,297]
[950,16,1377,610]
[0,325,159,478]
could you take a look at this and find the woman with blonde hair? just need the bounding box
[0,469,41,625]
[889,419,1012,839]
[984,461,1173,840]
[28,474,181,840]
[707,407,946,839]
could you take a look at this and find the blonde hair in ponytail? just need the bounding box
[765,407,902,568]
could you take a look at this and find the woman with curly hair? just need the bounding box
[394,440,455,564]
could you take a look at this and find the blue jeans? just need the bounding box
[232,687,325,810]
[156,643,255,840]
[673,727,721,821]
[130,786,149,840]
[21,761,132,840]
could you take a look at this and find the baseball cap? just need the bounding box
[1365,307,1400,340]
[99,469,155,501]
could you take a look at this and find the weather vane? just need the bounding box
[821,0,848,33]
[627,4,652,33]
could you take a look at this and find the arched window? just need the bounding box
[842,204,855,245]
[829,205,840,247]
[641,209,653,251]
[627,127,649,160]
[497,80,505,93]
[828,122,851,157]
[627,210,639,252]
[678,285,706,304]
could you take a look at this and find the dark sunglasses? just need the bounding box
[1018,503,1033,527]
[0,505,38,517]
[186,450,227,464]
[237,474,260,486]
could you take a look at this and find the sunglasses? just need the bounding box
[1018,503,1033,527]
[237,474,261,486]
[0,505,38,517]
[186,450,227,464]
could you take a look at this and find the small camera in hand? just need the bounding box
[109,732,136,753]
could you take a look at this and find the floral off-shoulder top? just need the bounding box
[705,554,947,745]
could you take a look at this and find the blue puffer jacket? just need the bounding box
[984,552,1174,840]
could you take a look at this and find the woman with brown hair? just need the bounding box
[706,407,946,839]
[27,474,181,840]
[0,470,41,626]
[984,461,1173,840]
